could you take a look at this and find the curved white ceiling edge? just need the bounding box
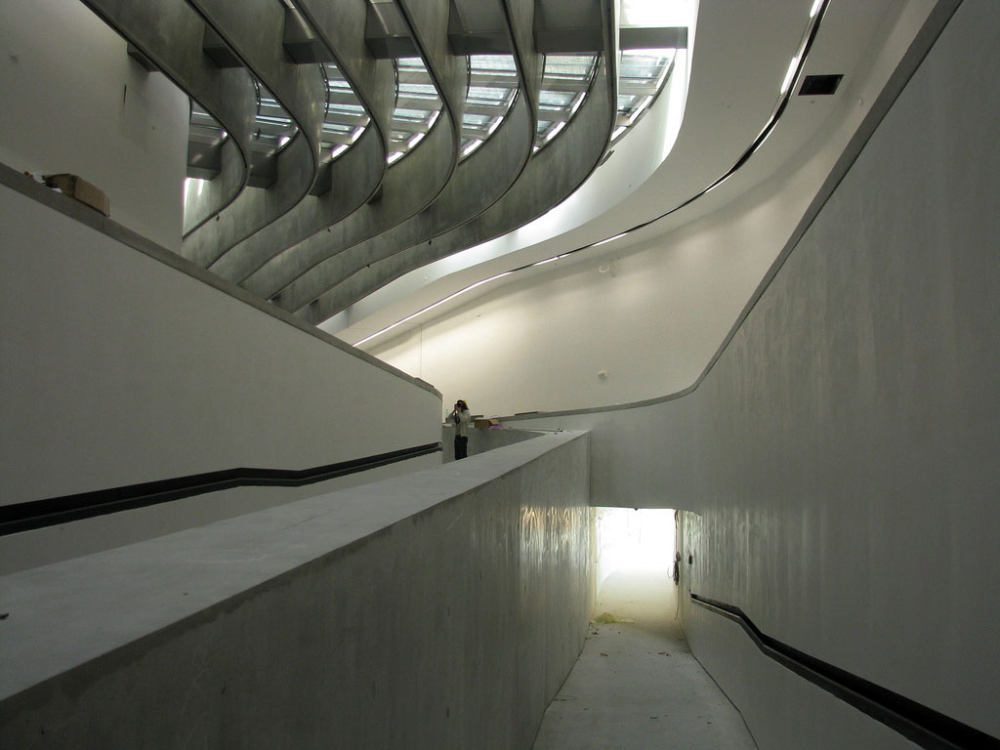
[323,55,688,337]
[324,0,882,346]
[322,0,702,339]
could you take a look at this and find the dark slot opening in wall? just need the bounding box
[799,74,843,96]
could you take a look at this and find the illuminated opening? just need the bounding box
[593,508,676,625]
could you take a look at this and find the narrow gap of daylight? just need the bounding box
[531,508,758,750]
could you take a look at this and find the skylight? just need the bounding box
[535,54,597,147]
[387,57,443,166]
[460,54,518,159]
[320,62,370,160]
[252,80,298,156]
[612,48,675,143]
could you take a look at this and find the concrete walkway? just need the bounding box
[531,570,758,750]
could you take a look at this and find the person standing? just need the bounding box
[450,399,472,460]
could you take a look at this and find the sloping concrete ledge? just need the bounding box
[0,432,591,749]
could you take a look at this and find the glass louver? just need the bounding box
[535,54,597,148]
[612,48,676,142]
[387,57,442,165]
[322,62,371,160]
[188,102,225,155]
[252,80,299,155]
[461,54,518,159]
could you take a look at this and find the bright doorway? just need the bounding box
[593,508,677,628]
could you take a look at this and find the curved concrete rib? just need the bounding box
[179,0,326,268]
[277,95,533,314]
[79,0,255,233]
[296,0,397,130]
[205,0,396,285]
[268,0,539,315]
[239,0,464,304]
[183,134,248,235]
[302,0,618,324]
[207,130,385,283]
[206,0,396,284]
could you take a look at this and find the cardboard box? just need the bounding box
[43,174,110,217]
[474,418,500,429]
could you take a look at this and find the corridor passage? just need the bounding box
[531,570,758,750]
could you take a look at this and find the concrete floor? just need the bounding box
[531,570,758,750]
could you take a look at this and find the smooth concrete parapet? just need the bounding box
[0,431,591,749]
[0,452,443,576]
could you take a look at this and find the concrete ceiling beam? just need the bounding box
[533,0,603,53]
[365,0,420,58]
[619,26,688,51]
[448,0,513,55]
[282,6,336,64]
[83,0,638,326]
[182,137,248,233]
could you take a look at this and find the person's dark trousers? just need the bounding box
[454,435,468,460]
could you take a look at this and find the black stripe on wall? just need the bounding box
[689,593,1000,750]
[0,442,442,536]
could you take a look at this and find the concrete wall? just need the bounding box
[0,0,187,250]
[497,2,1000,745]
[671,4,1000,743]
[0,432,592,750]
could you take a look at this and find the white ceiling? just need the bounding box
[330,0,919,348]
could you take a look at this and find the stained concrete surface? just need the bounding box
[0,435,591,749]
[531,570,758,750]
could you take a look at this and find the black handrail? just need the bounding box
[689,593,1000,750]
[0,442,442,536]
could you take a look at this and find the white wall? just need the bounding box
[365,1,940,418]
[369,203,785,416]
[0,0,187,250]
[670,7,1000,741]
[0,182,441,507]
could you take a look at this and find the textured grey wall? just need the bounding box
[508,1,1000,745]
[0,433,591,749]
